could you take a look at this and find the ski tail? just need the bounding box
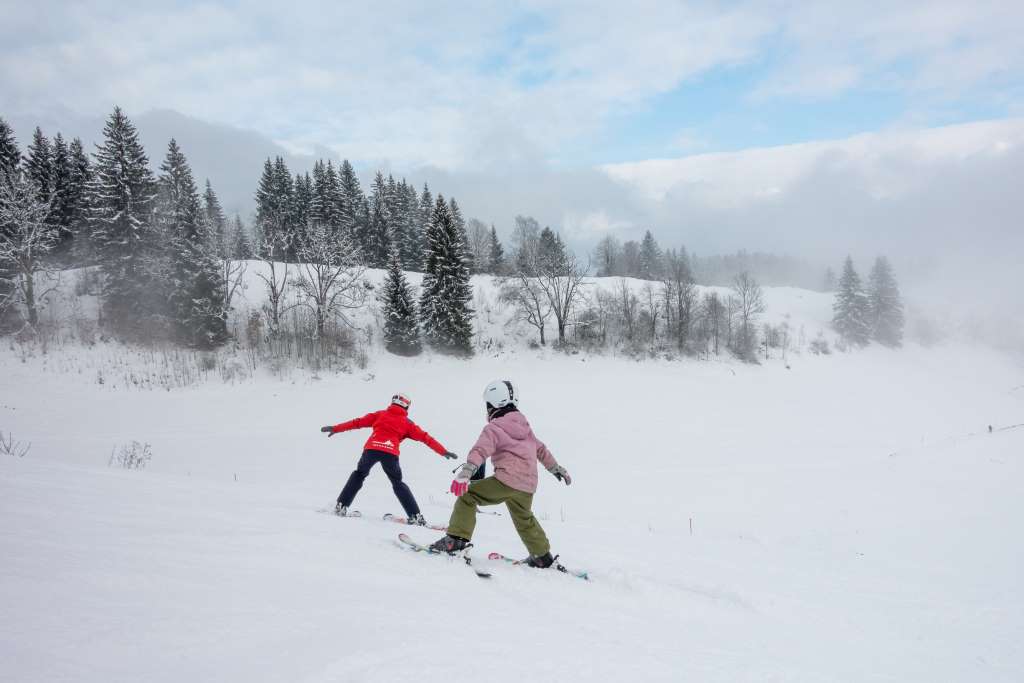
[397,534,491,579]
[486,551,589,581]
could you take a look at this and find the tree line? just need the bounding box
[1,107,905,362]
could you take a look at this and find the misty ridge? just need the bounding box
[1,105,1020,369]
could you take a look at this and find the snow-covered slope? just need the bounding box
[2,338,1022,681]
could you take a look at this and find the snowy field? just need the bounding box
[2,280,1023,682]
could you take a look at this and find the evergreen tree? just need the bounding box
[368,170,392,267]
[420,194,474,355]
[638,230,662,280]
[380,247,422,355]
[24,127,53,206]
[337,159,363,241]
[230,215,251,259]
[255,159,281,253]
[0,118,20,186]
[87,107,158,334]
[202,180,227,251]
[273,157,297,257]
[537,226,566,272]
[398,181,421,270]
[448,197,468,255]
[292,171,312,234]
[158,140,227,347]
[866,256,904,348]
[47,133,74,255]
[488,225,504,274]
[65,138,92,264]
[417,184,433,268]
[832,256,871,347]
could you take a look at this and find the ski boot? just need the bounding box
[429,534,470,554]
[334,503,349,517]
[525,552,555,569]
[407,513,427,526]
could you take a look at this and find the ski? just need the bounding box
[397,533,491,579]
[487,552,589,581]
[317,507,362,518]
[383,513,447,531]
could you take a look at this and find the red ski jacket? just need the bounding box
[329,404,448,457]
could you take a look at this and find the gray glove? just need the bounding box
[549,465,571,485]
[443,451,458,460]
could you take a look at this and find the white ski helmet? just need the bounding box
[483,380,517,409]
[391,392,412,410]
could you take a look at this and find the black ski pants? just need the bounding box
[338,449,421,516]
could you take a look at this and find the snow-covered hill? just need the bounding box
[2,327,1023,680]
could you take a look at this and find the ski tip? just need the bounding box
[383,513,394,520]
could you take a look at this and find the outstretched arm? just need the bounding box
[538,441,571,485]
[406,421,449,456]
[324,412,379,436]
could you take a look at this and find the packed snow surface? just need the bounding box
[2,283,1023,682]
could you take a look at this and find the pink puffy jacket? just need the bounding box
[466,411,559,494]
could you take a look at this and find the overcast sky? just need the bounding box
[3,0,1023,293]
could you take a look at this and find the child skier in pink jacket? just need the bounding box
[430,380,571,567]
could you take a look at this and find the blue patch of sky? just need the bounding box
[477,10,557,88]
[563,52,1021,166]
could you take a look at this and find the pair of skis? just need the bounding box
[397,534,589,581]
[321,508,448,531]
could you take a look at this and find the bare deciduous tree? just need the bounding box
[499,272,551,345]
[0,175,57,327]
[731,271,765,360]
[254,232,297,333]
[294,222,366,337]
[535,251,588,345]
[616,278,639,343]
[466,218,492,274]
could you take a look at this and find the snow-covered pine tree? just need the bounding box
[88,107,158,335]
[23,128,53,207]
[866,256,904,348]
[368,171,392,267]
[66,138,92,262]
[0,119,20,186]
[47,133,75,258]
[419,194,474,355]
[292,171,312,235]
[380,247,421,356]
[832,256,871,347]
[337,159,363,243]
[230,215,251,259]
[273,158,297,258]
[396,181,420,271]
[202,180,227,250]
[638,230,662,280]
[255,159,283,257]
[488,225,504,275]
[158,140,227,348]
[537,226,566,273]
[310,161,328,228]
[416,184,433,268]
[324,162,342,236]
[448,197,468,258]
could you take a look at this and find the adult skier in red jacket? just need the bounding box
[321,393,457,525]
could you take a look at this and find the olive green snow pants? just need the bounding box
[447,476,550,556]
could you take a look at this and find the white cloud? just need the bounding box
[603,118,1024,206]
